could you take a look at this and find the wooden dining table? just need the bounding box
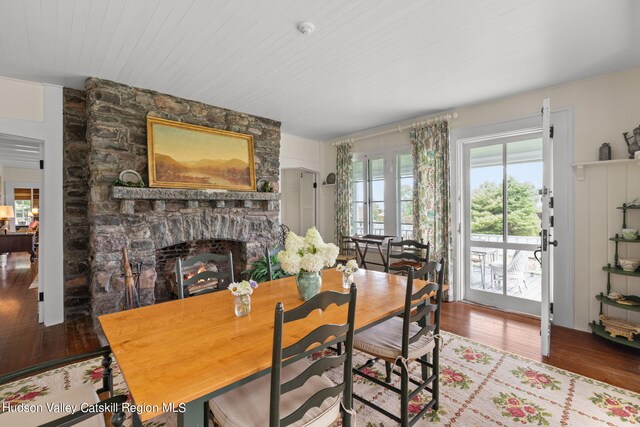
[99,268,431,427]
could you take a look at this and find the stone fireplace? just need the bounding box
[79,78,282,317]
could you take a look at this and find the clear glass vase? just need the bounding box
[234,294,251,317]
[296,271,322,301]
[342,273,353,289]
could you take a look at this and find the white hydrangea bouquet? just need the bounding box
[278,227,339,274]
[278,227,339,300]
[336,259,358,288]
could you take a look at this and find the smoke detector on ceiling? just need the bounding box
[297,22,315,35]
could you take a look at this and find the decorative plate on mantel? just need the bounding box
[117,170,144,187]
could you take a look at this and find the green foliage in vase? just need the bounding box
[242,255,286,283]
[471,176,540,236]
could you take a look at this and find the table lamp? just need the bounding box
[30,207,39,219]
[0,205,15,234]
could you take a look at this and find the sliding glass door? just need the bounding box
[463,134,543,315]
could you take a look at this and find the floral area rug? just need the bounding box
[1,332,638,426]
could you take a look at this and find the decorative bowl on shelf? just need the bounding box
[618,258,640,271]
[607,292,623,300]
[622,228,638,240]
[599,314,640,341]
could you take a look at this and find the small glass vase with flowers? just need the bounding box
[228,279,258,317]
[336,259,358,289]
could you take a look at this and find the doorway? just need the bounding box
[5,183,40,232]
[281,168,318,235]
[0,135,43,328]
[463,133,543,315]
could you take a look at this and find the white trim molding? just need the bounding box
[0,82,64,326]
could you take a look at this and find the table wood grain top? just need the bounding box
[99,269,422,421]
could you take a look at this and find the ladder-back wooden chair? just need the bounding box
[352,258,444,426]
[0,347,127,426]
[210,285,358,427]
[265,245,292,282]
[385,239,430,275]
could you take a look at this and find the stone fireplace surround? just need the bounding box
[66,77,282,318]
[102,187,280,313]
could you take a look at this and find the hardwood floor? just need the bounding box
[0,253,100,377]
[0,258,637,393]
[441,301,640,393]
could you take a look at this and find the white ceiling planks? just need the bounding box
[0,135,40,169]
[0,0,638,140]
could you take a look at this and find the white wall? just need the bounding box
[0,77,44,121]
[0,164,4,204]
[322,144,336,243]
[281,169,301,234]
[319,65,640,331]
[3,166,40,183]
[280,133,335,243]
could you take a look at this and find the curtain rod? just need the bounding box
[331,112,458,146]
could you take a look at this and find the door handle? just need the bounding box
[534,249,542,264]
[550,240,558,247]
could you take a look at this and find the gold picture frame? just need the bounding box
[147,117,256,191]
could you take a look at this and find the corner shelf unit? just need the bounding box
[591,203,640,349]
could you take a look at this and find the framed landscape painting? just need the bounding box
[147,117,256,191]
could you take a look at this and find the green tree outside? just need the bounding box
[400,183,413,223]
[471,176,540,236]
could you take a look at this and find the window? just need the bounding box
[352,160,365,235]
[14,200,32,226]
[397,154,414,239]
[369,158,385,235]
[351,152,413,238]
[13,187,39,227]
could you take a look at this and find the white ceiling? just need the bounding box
[0,134,40,169]
[0,0,639,140]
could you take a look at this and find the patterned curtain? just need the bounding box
[410,122,450,280]
[335,142,353,244]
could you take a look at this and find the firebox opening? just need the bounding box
[155,239,247,302]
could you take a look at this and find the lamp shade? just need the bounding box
[0,205,15,220]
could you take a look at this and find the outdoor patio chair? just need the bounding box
[489,250,528,293]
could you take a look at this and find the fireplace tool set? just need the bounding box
[121,247,142,310]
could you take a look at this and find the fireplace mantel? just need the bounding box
[112,186,280,201]
[112,186,280,214]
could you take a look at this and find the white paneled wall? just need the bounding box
[0,76,43,121]
[280,133,335,243]
[576,163,640,328]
